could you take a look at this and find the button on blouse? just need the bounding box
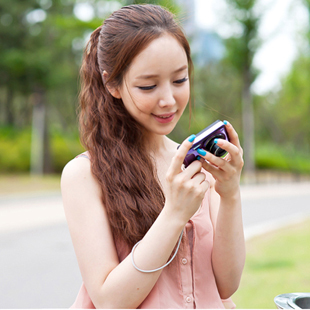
[71,171,236,309]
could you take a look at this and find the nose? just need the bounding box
[158,84,176,108]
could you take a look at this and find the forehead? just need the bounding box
[126,34,188,78]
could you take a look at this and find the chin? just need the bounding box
[141,114,180,136]
[142,124,174,137]
[156,124,177,136]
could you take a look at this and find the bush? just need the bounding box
[0,128,31,172]
[255,142,310,174]
[1,127,309,175]
[50,132,84,172]
[0,127,84,173]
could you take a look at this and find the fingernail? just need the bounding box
[188,134,196,142]
[197,156,201,161]
[214,139,219,144]
[197,148,207,156]
[223,120,228,125]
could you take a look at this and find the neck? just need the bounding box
[142,130,173,157]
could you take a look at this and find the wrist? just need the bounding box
[161,204,188,228]
[220,187,241,205]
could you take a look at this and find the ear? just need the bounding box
[102,70,121,99]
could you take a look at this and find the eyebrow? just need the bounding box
[135,65,188,80]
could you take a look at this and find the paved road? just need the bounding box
[0,182,309,308]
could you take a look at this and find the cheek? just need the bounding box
[130,93,155,114]
[177,86,190,108]
[136,103,154,114]
[122,93,154,118]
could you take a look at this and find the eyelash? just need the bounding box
[139,85,156,91]
[138,77,188,91]
[174,77,188,84]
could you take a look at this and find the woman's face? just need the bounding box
[116,34,190,136]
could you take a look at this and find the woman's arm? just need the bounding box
[61,136,209,309]
[197,121,246,299]
[209,178,245,299]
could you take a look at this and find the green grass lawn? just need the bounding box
[233,219,310,309]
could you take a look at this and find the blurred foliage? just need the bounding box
[0,0,309,175]
[274,56,310,148]
[254,56,310,168]
[0,127,32,171]
[127,0,180,14]
[222,0,261,174]
[255,142,310,174]
[0,0,103,130]
[0,126,84,173]
[169,62,243,143]
[223,0,260,82]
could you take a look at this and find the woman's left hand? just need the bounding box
[197,121,244,199]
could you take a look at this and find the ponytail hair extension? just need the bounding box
[79,25,104,149]
[78,4,192,248]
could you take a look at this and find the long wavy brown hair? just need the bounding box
[79,4,193,248]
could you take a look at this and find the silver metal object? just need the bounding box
[274,293,310,309]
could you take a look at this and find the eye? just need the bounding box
[138,85,156,91]
[174,77,188,84]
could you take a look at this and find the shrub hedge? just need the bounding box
[0,127,309,175]
[255,142,310,174]
[0,127,84,173]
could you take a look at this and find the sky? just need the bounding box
[72,0,309,95]
[195,0,309,95]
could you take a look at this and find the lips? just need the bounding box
[154,113,174,119]
[152,113,176,119]
[152,112,176,123]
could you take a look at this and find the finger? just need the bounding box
[224,121,242,149]
[191,171,206,186]
[201,159,220,178]
[182,160,203,180]
[212,139,243,165]
[167,134,196,177]
[199,178,210,193]
[197,148,229,171]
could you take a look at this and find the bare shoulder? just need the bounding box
[61,155,100,195]
[61,152,91,182]
[60,156,103,220]
[60,156,119,296]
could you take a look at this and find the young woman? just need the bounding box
[61,4,245,309]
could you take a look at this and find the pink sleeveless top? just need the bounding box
[71,154,235,309]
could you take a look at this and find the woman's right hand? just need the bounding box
[164,135,210,223]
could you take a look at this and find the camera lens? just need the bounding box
[212,144,227,157]
[204,134,227,157]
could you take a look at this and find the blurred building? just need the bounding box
[191,30,224,66]
[177,0,224,66]
[177,0,196,37]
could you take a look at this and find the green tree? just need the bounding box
[223,0,260,179]
[0,0,181,174]
[125,0,179,13]
[273,56,310,151]
[0,0,103,173]
[266,0,310,156]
